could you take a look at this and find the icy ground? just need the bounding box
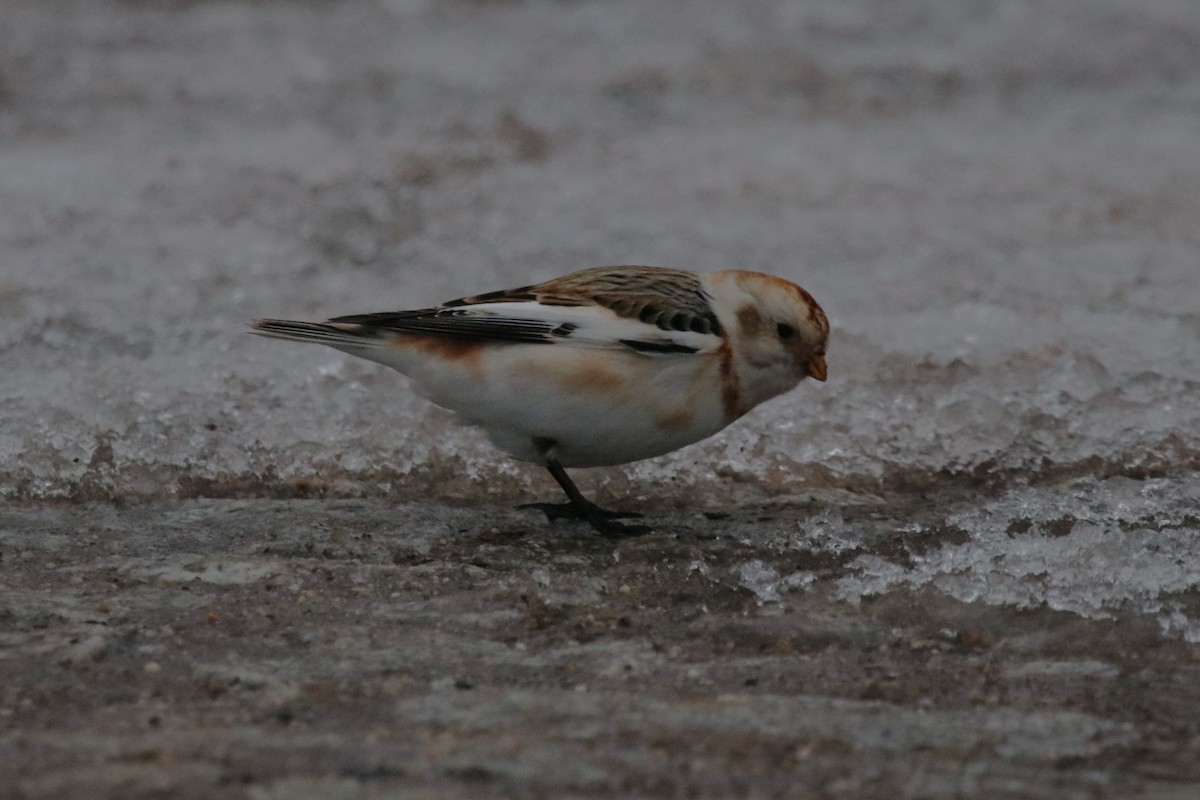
[2,0,1199,797]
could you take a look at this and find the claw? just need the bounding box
[523,443,652,538]
[517,501,650,538]
[518,501,642,521]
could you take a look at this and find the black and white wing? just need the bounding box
[252,266,725,356]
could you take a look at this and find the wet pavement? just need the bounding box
[3,0,1199,797]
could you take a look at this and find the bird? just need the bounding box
[251,265,828,537]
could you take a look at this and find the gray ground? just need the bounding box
[2,1,1200,798]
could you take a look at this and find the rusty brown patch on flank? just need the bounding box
[560,363,625,392]
[656,407,695,431]
[392,334,486,369]
[717,338,743,423]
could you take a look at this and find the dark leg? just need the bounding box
[519,438,649,538]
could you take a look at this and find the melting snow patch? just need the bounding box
[837,476,1200,639]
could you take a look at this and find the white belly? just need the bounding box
[364,342,730,468]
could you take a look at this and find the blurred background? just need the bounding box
[4,3,1200,796]
[2,0,1197,506]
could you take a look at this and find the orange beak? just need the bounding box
[808,354,827,382]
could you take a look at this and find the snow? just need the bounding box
[2,0,1198,641]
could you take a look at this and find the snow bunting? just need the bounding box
[251,266,828,537]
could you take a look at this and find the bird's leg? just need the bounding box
[518,438,649,538]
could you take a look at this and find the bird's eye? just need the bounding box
[776,323,796,339]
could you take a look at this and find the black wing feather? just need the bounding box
[618,339,699,354]
[323,266,724,355]
[329,308,565,345]
[533,266,724,336]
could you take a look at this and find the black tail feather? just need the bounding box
[248,319,387,349]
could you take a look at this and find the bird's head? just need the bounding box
[714,270,829,411]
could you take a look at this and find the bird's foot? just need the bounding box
[518,500,649,538]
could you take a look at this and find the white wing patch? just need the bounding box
[436,302,721,356]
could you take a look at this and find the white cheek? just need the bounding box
[744,340,788,369]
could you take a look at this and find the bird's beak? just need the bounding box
[808,354,827,382]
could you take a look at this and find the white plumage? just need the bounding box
[253,265,828,536]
